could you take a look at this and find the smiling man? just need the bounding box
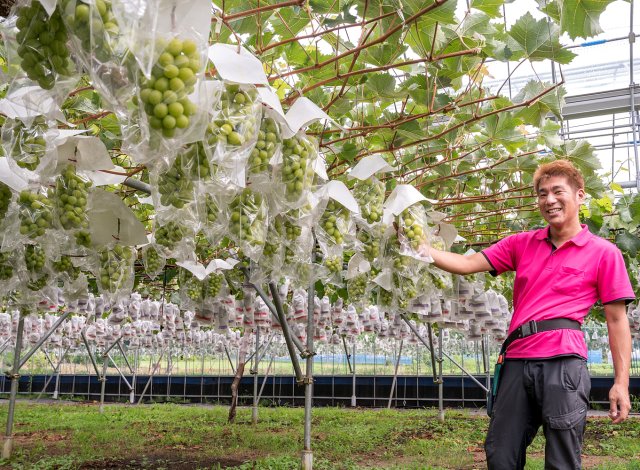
[419,160,634,469]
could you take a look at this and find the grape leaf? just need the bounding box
[506,12,576,64]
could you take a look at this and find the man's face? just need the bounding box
[536,176,585,227]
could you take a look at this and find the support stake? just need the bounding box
[3,316,25,459]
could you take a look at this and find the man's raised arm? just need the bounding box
[419,246,493,275]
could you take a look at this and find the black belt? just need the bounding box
[502,318,582,354]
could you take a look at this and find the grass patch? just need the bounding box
[0,401,637,469]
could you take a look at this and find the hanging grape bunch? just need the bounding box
[54,165,92,247]
[97,245,133,293]
[429,271,447,290]
[249,116,279,174]
[378,286,393,307]
[204,272,224,298]
[17,190,53,239]
[229,189,266,248]
[0,253,13,281]
[324,255,342,273]
[320,200,349,245]
[400,206,428,250]
[155,220,186,251]
[347,273,368,304]
[357,229,380,262]
[62,0,119,60]
[24,244,46,273]
[385,232,410,270]
[15,2,72,89]
[2,118,48,171]
[157,157,194,208]
[209,84,258,147]
[0,183,12,222]
[394,273,417,309]
[139,38,201,138]
[180,270,203,303]
[203,194,219,224]
[354,178,385,224]
[142,245,164,279]
[179,141,210,181]
[281,135,316,202]
[53,255,80,279]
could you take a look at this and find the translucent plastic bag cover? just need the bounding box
[94,244,135,303]
[53,164,93,249]
[150,153,197,211]
[152,207,196,261]
[0,251,20,297]
[273,132,318,210]
[15,185,55,242]
[195,187,228,246]
[356,222,385,265]
[0,183,15,228]
[316,199,356,257]
[247,109,281,190]
[141,243,166,280]
[1,117,53,177]
[320,243,343,286]
[397,202,432,262]
[178,268,204,308]
[228,188,268,262]
[353,177,385,226]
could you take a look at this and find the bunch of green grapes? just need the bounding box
[429,271,448,290]
[157,158,194,208]
[394,273,417,309]
[179,141,210,180]
[97,245,133,293]
[143,245,164,278]
[347,273,368,303]
[324,255,342,273]
[283,219,302,242]
[0,182,12,222]
[229,189,266,247]
[26,272,49,291]
[357,229,380,262]
[138,38,200,138]
[0,253,13,281]
[53,165,92,245]
[62,0,119,60]
[180,269,203,302]
[320,200,349,245]
[17,190,53,239]
[249,117,279,174]
[3,118,47,171]
[204,272,224,298]
[155,220,185,251]
[15,2,72,89]
[281,135,315,201]
[209,84,258,147]
[52,255,80,279]
[203,194,219,225]
[384,233,411,270]
[75,231,91,248]
[24,244,46,273]
[378,286,393,307]
[400,207,428,250]
[354,178,385,224]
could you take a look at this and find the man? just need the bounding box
[419,160,634,469]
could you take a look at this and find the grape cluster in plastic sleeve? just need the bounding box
[401,208,427,250]
[204,272,224,298]
[324,255,341,273]
[157,159,194,208]
[320,200,348,245]
[0,253,13,281]
[143,245,164,278]
[139,38,201,138]
[54,165,92,243]
[155,220,185,251]
[250,117,279,173]
[229,189,266,247]
[0,183,12,221]
[53,255,80,279]
[18,190,53,238]
[358,230,380,262]
[63,0,119,59]
[98,245,133,293]
[354,179,384,224]
[24,244,46,273]
[209,84,258,147]
[16,2,71,89]
[282,135,315,201]
[5,118,47,171]
[347,273,368,303]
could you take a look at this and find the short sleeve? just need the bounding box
[481,233,519,276]
[597,247,635,304]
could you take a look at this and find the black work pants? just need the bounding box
[485,357,590,470]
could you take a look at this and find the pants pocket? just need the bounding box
[548,406,587,430]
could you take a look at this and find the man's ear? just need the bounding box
[577,187,586,203]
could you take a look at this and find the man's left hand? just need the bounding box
[608,383,631,423]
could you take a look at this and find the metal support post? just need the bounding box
[137,348,166,405]
[117,341,134,374]
[223,345,236,375]
[18,311,71,369]
[131,349,139,404]
[342,336,353,374]
[268,282,304,382]
[387,340,404,409]
[351,342,357,407]
[252,327,260,425]
[106,353,134,393]
[99,351,108,414]
[400,315,488,393]
[36,347,69,401]
[3,316,25,459]
[302,278,315,470]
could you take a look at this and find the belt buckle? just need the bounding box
[521,320,537,337]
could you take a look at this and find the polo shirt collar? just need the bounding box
[534,224,591,246]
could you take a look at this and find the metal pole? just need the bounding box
[117,341,134,374]
[302,279,315,470]
[106,353,133,392]
[252,327,260,425]
[628,0,640,190]
[351,342,356,407]
[342,336,353,374]
[131,349,139,404]
[137,348,166,405]
[224,345,236,375]
[3,316,25,459]
[18,311,71,369]
[257,354,275,403]
[81,331,101,377]
[400,315,488,392]
[36,347,69,401]
[99,349,108,414]
[438,329,444,422]
[268,282,304,382]
[484,335,491,403]
[387,340,404,409]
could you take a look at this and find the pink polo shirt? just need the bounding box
[482,225,634,359]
